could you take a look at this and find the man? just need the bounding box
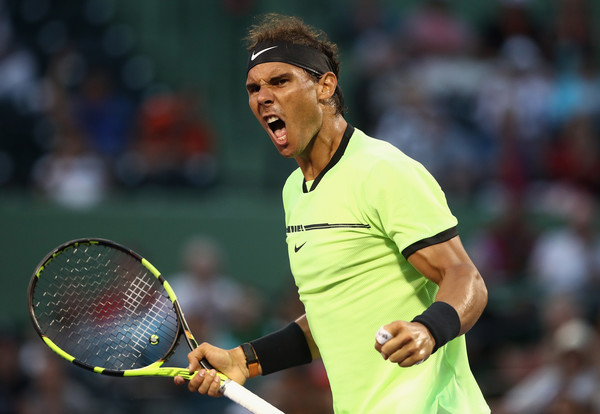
[175,13,490,413]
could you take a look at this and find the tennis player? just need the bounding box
[175,13,490,413]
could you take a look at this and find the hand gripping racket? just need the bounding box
[27,238,284,414]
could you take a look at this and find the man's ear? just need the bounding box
[318,72,337,101]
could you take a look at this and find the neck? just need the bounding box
[296,115,347,181]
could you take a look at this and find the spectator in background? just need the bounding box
[367,0,487,197]
[30,122,110,209]
[0,0,39,115]
[499,318,600,414]
[119,91,218,188]
[553,0,595,68]
[480,0,547,59]
[32,54,111,209]
[373,78,482,197]
[169,236,262,348]
[528,188,600,307]
[547,54,599,128]
[402,0,473,57]
[469,197,537,289]
[473,35,553,186]
[0,0,43,185]
[547,0,600,144]
[342,0,404,133]
[72,66,135,159]
[0,324,29,414]
[18,343,101,414]
[467,196,539,349]
[544,115,600,193]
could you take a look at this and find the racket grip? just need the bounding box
[200,358,214,371]
[221,379,285,414]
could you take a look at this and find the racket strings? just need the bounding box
[31,243,180,371]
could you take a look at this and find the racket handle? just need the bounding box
[221,379,284,414]
[200,358,214,370]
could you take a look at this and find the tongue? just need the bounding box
[274,127,287,139]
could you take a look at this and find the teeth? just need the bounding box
[266,116,279,124]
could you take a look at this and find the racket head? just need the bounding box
[28,238,193,376]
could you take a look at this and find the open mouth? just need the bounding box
[266,116,287,141]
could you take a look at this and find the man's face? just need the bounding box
[246,62,323,159]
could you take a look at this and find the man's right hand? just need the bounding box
[173,342,249,397]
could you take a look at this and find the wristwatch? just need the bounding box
[241,342,260,377]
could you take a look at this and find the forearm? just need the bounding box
[433,263,487,335]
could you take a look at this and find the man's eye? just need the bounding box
[276,78,288,85]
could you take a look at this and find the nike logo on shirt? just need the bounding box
[294,242,307,253]
[251,46,278,61]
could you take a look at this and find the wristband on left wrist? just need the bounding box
[412,301,461,353]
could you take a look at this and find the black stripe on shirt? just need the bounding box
[304,223,371,231]
[401,226,459,259]
[286,223,371,233]
[302,124,355,193]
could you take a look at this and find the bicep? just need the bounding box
[406,235,475,285]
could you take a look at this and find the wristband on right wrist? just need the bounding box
[412,301,461,353]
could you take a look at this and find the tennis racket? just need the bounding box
[27,238,284,414]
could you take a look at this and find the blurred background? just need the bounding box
[1,0,599,412]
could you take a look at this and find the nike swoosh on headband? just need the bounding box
[251,45,279,61]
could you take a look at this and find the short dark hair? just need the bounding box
[245,13,344,115]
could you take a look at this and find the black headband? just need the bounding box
[247,41,335,75]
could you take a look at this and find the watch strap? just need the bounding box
[241,342,260,378]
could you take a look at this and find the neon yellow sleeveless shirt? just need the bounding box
[282,126,489,413]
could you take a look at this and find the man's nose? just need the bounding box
[257,86,274,105]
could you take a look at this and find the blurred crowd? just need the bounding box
[2,0,600,413]
[0,0,218,209]
[342,0,599,200]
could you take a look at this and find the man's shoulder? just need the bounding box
[281,167,303,198]
[349,127,422,172]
